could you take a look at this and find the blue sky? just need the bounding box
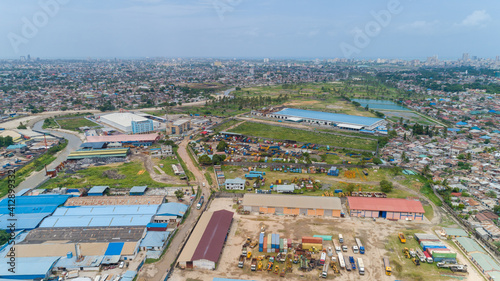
[1,0,498,59]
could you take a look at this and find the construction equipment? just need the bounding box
[238,255,245,268]
[257,261,263,271]
[330,260,339,274]
[267,261,273,271]
[247,251,252,259]
[293,255,299,264]
[412,258,420,266]
[274,265,279,274]
[399,233,406,243]
[402,248,410,259]
[251,258,257,271]
[280,268,286,277]
[383,257,392,276]
[437,262,467,272]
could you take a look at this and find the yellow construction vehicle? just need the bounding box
[267,262,273,271]
[402,247,410,259]
[257,261,263,271]
[274,265,279,274]
[247,251,252,259]
[399,233,406,243]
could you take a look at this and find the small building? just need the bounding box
[154,202,189,224]
[327,166,339,176]
[6,143,27,152]
[167,119,191,135]
[0,257,60,280]
[139,231,171,253]
[172,164,185,176]
[443,227,468,238]
[347,197,424,220]
[87,186,109,196]
[147,223,169,232]
[242,194,342,217]
[130,186,148,196]
[225,178,246,190]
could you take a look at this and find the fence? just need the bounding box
[220,161,375,170]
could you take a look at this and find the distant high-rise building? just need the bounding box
[263,58,269,63]
[472,56,478,61]
[20,56,26,61]
[496,56,499,62]
[27,54,31,61]
[462,53,469,61]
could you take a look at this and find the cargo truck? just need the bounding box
[345,257,352,271]
[238,255,245,268]
[383,257,392,276]
[321,259,329,278]
[355,238,365,254]
[342,245,348,252]
[416,249,426,262]
[196,196,204,209]
[333,240,341,253]
[357,258,365,275]
[320,252,326,265]
[349,256,356,270]
[352,245,359,254]
[437,262,467,272]
[338,252,346,269]
[338,234,344,243]
[423,251,434,263]
[251,258,257,271]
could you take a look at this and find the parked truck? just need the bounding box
[338,234,344,243]
[338,252,346,269]
[196,196,204,210]
[416,249,426,262]
[383,257,392,276]
[238,255,245,268]
[423,251,434,263]
[357,258,365,275]
[349,256,356,270]
[251,258,257,271]
[319,251,326,265]
[355,238,365,254]
[437,262,467,272]
[321,259,329,278]
[333,240,341,253]
[352,245,359,254]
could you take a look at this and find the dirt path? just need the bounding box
[130,152,185,185]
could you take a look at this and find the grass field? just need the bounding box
[386,230,460,281]
[228,122,378,151]
[40,160,177,189]
[56,117,100,131]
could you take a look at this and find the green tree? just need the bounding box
[486,190,497,198]
[17,122,27,129]
[174,189,184,200]
[198,154,212,165]
[372,157,382,165]
[216,140,228,152]
[494,205,500,215]
[212,154,226,165]
[0,230,9,246]
[346,183,356,194]
[380,180,393,193]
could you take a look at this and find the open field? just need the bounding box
[171,198,474,281]
[39,160,180,189]
[228,122,378,151]
[55,117,100,131]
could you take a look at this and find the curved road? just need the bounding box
[9,120,83,194]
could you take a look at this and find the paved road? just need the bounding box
[137,138,209,281]
[9,120,83,195]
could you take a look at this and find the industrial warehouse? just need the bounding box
[252,107,387,131]
[347,197,425,220]
[177,210,234,270]
[242,194,342,217]
[97,112,160,134]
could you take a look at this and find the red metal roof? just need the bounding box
[86,133,160,143]
[192,210,234,263]
[347,197,424,213]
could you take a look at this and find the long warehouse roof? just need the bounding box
[192,210,234,263]
[51,205,159,216]
[347,197,424,213]
[242,194,342,210]
[39,214,153,228]
[274,108,383,126]
[86,133,159,143]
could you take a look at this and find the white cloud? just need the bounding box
[398,20,439,31]
[458,10,491,27]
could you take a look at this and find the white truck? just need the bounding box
[333,240,341,253]
[338,252,346,269]
[352,245,359,254]
[321,258,329,278]
[339,234,344,243]
[357,258,365,275]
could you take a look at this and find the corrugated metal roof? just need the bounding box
[274,108,383,126]
[192,210,234,263]
[178,212,213,264]
[130,186,148,194]
[52,205,159,216]
[86,133,159,143]
[0,195,70,208]
[456,237,485,253]
[39,215,153,228]
[140,231,170,248]
[0,213,52,231]
[471,252,500,272]
[105,242,124,256]
[443,227,468,237]
[0,257,59,279]
[156,203,188,217]
[88,186,109,194]
[347,197,424,213]
[242,194,342,210]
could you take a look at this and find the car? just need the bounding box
[119,261,124,269]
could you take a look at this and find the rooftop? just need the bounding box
[470,252,500,272]
[64,195,165,206]
[192,210,234,263]
[140,231,171,248]
[274,108,384,127]
[347,197,424,213]
[39,214,154,228]
[156,202,188,217]
[22,226,145,244]
[0,257,59,279]
[130,186,148,194]
[86,133,160,143]
[242,194,342,210]
[443,227,468,237]
[100,112,149,128]
[456,237,485,254]
[88,186,109,194]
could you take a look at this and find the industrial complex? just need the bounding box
[347,197,425,220]
[242,194,342,217]
[252,107,388,131]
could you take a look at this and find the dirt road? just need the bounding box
[130,152,185,185]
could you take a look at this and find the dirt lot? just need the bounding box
[170,198,478,281]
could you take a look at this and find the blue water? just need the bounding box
[352,99,409,111]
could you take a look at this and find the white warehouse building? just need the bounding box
[98,113,160,134]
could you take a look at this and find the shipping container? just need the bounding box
[302,236,323,244]
[302,243,323,251]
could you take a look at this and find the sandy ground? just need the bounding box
[170,198,478,281]
[130,151,186,185]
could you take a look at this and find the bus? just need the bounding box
[355,238,365,254]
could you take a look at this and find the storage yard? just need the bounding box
[171,198,481,281]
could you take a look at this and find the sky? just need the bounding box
[1,0,499,59]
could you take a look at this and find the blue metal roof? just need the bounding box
[147,223,168,228]
[6,144,27,150]
[156,203,188,217]
[0,205,58,215]
[140,231,170,248]
[130,186,148,194]
[0,257,59,280]
[105,242,124,256]
[121,271,138,281]
[0,195,70,208]
[39,214,153,228]
[15,188,31,197]
[88,186,109,194]
[0,213,51,232]
[274,108,383,126]
[80,142,106,149]
[225,177,246,184]
[456,121,468,125]
[51,205,159,216]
